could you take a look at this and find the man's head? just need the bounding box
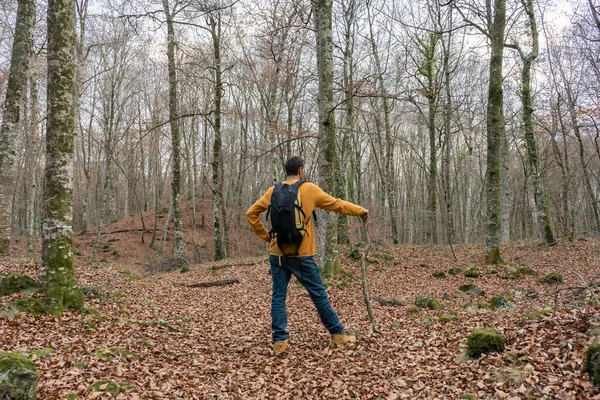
[285,156,305,178]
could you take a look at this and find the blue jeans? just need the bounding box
[269,254,345,342]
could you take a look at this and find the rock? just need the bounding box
[513,287,539,299]
[9,297,64,317]
[459,283,476,292]
[540,272,563,284]
[448,268,462,275]
[0,351,39,399]
[432,271,446,278]
[459,284,485,296]
[0,275,41,297]
[490,294,512,309]
[464,269,479,278]
[439,314,459,323]
[454,290,469,299]
[466,328,506,358]
[407,305,420,314]
[414,296,441,310]
[585,344,600,387]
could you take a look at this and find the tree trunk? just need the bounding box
[441,27,454,246]
[313,0,340,276]
[210,14,226,261]
[500,126,510,241]
[484,0,506,264]
[517,0,554,245]
[25,53,39,256]
[0,0,35,255]
[163,0,185,256]
[40,0,84,313]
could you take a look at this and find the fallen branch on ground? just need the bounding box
[176,279,240,288]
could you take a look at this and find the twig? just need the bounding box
[360,219,380,337]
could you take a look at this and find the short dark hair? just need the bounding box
[285,156,304,176]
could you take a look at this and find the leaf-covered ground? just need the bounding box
[2,237,600,399]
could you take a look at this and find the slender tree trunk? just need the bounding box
[0,0,35,255]
[91,85,116,261]
[338,0,356,245]
[516,0,554,244]
[484,0,506,264]
[210,14,226,261]
[313,0,340,276]
[441,29,454,246]
[25,54,38,256]
[500,127,510,241]
[163,0,185,256]
[40,0,84,313]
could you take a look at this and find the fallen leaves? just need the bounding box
[1,239,600,398]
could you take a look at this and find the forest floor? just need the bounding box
[2,229,600,399]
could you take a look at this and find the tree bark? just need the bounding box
[163,0,185,257]
[209,13,226,261]
[40,0,84,312]
[0,0,35,255]
[313,0,340,276]
[484,0,506,264]
[516,0,554,245]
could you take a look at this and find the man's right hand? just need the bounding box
[361,210,369,222]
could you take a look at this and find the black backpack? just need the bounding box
[267,180,315,255]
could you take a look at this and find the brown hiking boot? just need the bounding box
[331,333,357,346]
[273,340,288,356]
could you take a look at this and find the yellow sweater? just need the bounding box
[245,180,366,256]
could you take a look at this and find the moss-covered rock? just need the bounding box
[10,297,64,317]
[11,297,47,316]
[432,271,446,278]
[90,380,119,397]
[466,328,506,358]
[464,269,479,278]
[490,294,512,309]
[585,344,600,387]
[414,296,441,310]
[0,275,41,296]
[540,272,563,284]
[0,351,39,399]
[459,284,485,296]
[448,267,462,275]
[407,305,420,314]
[439,314,459,323]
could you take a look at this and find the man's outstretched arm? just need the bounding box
[311,183,367,217]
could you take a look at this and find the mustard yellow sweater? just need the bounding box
[245,180,366,256]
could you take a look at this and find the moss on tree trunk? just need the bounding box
[40,0,84,313]
[484,0,506,265]
[0,0,35,256]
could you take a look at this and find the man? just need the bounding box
[245,156,369,355]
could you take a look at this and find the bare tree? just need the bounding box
[0,0,35,255]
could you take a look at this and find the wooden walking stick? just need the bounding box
[360,218,380,337]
